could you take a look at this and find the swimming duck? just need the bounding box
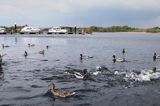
[122,48,125,54]
[2,44,10,48]
[49,83,75,98]
[73,69,89,79]
[156,55,160,59]
[28,43,35,47]
[80,54,93,60]
[28,43,31,47]
[24,51,28,57]
[116,58,125,62]
[30,44,35,47]
[153,52,157,61]
[46,45,49,49]
[39,50,45,55]
[113,55,125,63]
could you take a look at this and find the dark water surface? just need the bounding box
[0,32,160,106]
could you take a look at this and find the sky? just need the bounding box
[0,0,160,27]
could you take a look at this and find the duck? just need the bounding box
[24,51,28,57]
[2,44,10,48]
[116,58,125,62]
[153,52,157,61]
[113,55,125,63]
[153,52,160,60]
[125,68,160,82]
[28,43,31,47]
[39,50,45,55]
[28,43,35,47]
[49,82,75,98]
[156,55,160,59]
[73,69,89,79]
[30,44,35,47]
[80,54,93,60]
[122,48,125,54]
[46,45,49,49]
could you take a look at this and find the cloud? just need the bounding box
[0,0,160,27]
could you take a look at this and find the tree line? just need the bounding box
[90,26,160,33]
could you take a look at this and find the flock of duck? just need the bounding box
[24,43,47,57]
[50,48,160,98]
[0,44,160,98]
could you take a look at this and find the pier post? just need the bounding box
[74,26,77,34]
[14,23,17,33]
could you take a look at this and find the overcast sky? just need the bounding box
[0,0,160,27]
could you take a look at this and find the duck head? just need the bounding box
[49,83,56,90]
[80,54,83,57]
[83,69,88,75]
[112,55,116,58]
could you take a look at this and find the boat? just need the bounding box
[48,27,67,34]
[20,26,41,34]
[0,28,7,34]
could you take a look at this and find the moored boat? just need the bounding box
[0,28,7,34]
[20,26,41,34]
[48,27,67,34]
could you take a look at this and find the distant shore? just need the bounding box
[0,32,160,38]
[1,25,160,35]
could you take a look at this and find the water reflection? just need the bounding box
[15,37,17,44]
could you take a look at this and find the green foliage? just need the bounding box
[90,26,140,32]
[146,27,160,33]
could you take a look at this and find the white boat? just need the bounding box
[0,28,7,34]
[48,27,67,34]
[20,26,41,34]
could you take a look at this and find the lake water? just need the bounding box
[0,32,160,106]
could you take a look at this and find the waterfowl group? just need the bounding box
[124,67,160,82]
[1,41,160,100]
[24,44,50,58]
[49,82,75,98]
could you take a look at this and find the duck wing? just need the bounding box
[74,72,84,79]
